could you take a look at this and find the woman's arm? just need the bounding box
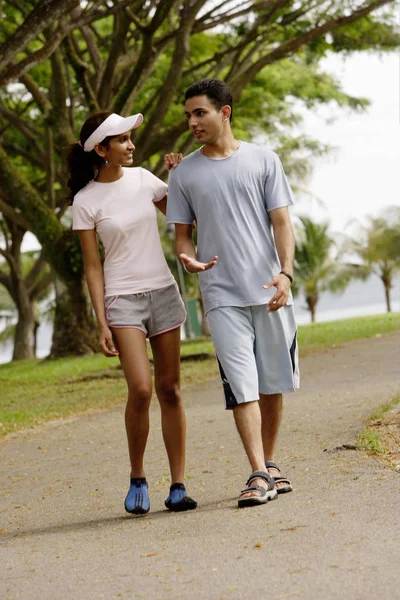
[155,194,167,216]
[78,230,118,356]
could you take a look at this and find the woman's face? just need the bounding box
[98,130,135,166]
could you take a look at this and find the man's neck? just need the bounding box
[201,134,240,159]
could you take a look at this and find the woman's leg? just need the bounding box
[150,327,185,484]
[111,328,152,478]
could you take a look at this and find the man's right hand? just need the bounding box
[180,253,218,273]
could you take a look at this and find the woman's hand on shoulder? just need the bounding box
[98,325,119,357]
[164,152,183,172]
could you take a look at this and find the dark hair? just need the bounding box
[67,111,114,203]
[184,79,233,122]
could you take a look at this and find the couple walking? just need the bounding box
[68,78,299,515]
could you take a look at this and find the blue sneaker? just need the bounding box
[165,483,197,512]
[124,478,150,515]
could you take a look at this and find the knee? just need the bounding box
[128,384,152,411]
[156,380,181,407]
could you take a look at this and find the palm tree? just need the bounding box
[350,209,400,313]
[294,216,357,323]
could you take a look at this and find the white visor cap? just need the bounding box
[83,113,143,152]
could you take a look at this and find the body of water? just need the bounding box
[0,274,399,364]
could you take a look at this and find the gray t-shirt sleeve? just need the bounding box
[264,151,295,211]
[166,169,195,224]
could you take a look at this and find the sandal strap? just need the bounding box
[273,476,291,485]
[265,461,281,473]
[240,485,266,497]
[246,471,274,491]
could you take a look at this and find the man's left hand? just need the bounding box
[263,273,292,312]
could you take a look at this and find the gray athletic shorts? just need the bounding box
[104,282,186,338]
[207,305,300,410]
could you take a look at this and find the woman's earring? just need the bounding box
[104,159,111,167]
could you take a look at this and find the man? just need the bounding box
[166,78,299,508]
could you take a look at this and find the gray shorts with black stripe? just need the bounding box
[206,304,299,409]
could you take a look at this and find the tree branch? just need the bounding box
[0,271,12,294]
[229,0,395,92]
[30,270,54,301]
[64,34,99,113]
[0,0,80,73]
[136,1,206,158]
[19,73,52,114]
[0,104,45,160]
[0,196,30,231]
[112,0,178,114]
[49,48,75,145]
[97,11,131,108]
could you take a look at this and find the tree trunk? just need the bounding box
[12,286,35,360]
[383,278,392,313]
[50,276,98,358]
[306,294,318,323]
[13,311,36,360]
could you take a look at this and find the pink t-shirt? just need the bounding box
[72,167,174,296]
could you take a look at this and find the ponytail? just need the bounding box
[66,111,113,203]
[66,143,103,203]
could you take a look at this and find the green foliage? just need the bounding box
[349,207,400,297]
[332,15,400,53]
[294,215,362,321]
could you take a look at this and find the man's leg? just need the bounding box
[259,393,286,488]
[207,307,272,500]
[252,303,298,491]
[233,400,271,499]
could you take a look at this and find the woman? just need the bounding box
[68,111,196,515]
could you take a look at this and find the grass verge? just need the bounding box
[1,312,399,438]
[357,395,400,465]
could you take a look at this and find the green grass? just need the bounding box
[357,430,385,455]
[357,394,400,457]
[1,312,399,438]
[368,396,400,424]
[297,312,400,350]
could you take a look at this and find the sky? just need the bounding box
[21,50,400,251]
[293,51,400,235]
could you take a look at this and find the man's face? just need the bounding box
[184,95,227,145]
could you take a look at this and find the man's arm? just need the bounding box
[263,207,295,312]
[270,206,295,278]
[175,223,218,273]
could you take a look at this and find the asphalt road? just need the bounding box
[1,332,400,600]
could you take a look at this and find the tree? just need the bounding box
[0,0,398,356]
[0,213,53,359]
[350,208,400,313]
[294,216,358,322]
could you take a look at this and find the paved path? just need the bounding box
[1,332,400,600]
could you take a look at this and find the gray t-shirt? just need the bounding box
[166,141,295,314]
